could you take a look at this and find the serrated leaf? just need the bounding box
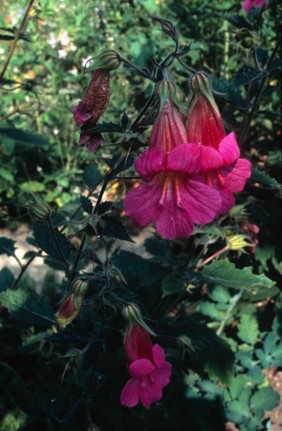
[0,288,56,326]
[162,273,185,298]
[221,13,254,32]
[0,127,48,145]
[80,195,92,214]
[83,164,101,190]
[83,121,123,134]
[198,259,278,300]
[250,387,280,415]
[211,77,246,109]
[251,166,280,189]
[0,237,16,256]
[100,215,134,242]
[0,267,15,292]
[33,222,70,262]
[235,65,263,87]
[238,314,259,345]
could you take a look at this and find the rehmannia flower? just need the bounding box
[120,322,171,409]
[187,73,251,214]
[73,68,110,152]
[55,293,83,328]
[242,0,266,13]
[124,97,222,240]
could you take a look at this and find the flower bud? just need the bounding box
[55,294,83,328]
[187,72,225,149]
[227,234,250,251]
[122,304,155,336]
[25,193,50,222]
[87,49,121,71]
[109,266,127,285]
[70,278,88,295]
[156,79,178,110]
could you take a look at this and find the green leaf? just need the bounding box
[238,314,259,345]
[208,285,231,303]
[211,77,246,109]
[162,273,185,298]
[198,259,278,300]
[0,288,56,326]
[100,215,134,242]
[251,166,280,190]
[33,222,70,262]
[0,237,16,256]
[0,168,14,181]
[0,127,48,146]
[0,267,15,292]
[83,164,101,189]
[97,201,112,215]
[20,181,45,192]
[221,13,254,32]
[250,387,280,416]
[80,195,93,215]
[235,65,263,87]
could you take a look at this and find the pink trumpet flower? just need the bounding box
[187,73,251,214]
[120,322,171,409]
[124,98,222,240]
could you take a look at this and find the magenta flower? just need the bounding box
[187,73,251,214]
[124,99,222,240]
[120,322,171,409]
[73,68,110,152]
[242,0,266,13]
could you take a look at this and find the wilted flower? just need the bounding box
[124,97,222,240]
[120,322,171,409]
[187,72,251,214]
[73,68,110,152]
[242,0,266,13]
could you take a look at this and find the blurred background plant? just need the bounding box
[0,1,281,431]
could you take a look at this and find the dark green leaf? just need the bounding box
[0,127,48,145]
[97,201,112,215]
[0,267,15,292]
[121,112,130,130]
[0,288,56,326]
[235,65,263,87]
[221,13,254,32]
[100,215,134,242]
[0,237,16,256]
[251,166,280,189]
[211,77,246,109]
[80,195,93,214]
[250,387,280,415]
[83,164,101,189]
[83,121,123,134]
[208,285,231,303]
[162,273,185,298]
[33,222,70,262]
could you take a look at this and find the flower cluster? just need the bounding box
[120,321,171,409]
[124,73,251,239]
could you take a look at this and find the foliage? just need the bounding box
[0,1,281,431]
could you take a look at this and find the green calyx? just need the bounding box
[189,72,221,116]
[122,304,155,336]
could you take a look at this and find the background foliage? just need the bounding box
[0,0,281,430]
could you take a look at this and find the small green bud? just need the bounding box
[87,49,121,71]
[109,266,127,285]
[227,234,250,251]
[122,304,155,336]
[70,278,88,295]
[25,193,50,222]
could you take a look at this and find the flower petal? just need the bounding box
[152,361,172,388]
[120,378,139,408]
[152,344,165,368]
[166,144,202,174]
[139,381,163,409]
[218,132,240,166]
[129,359,155,379]
[221,158,251,192]
[218,189,235,214]
[156,202,193,240]
[178,179,222,224]
[124,181,161,227]
[135,148,165,178]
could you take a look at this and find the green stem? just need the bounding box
[119,56,156,82]
[217,290,244,335]
[0,0,35,80]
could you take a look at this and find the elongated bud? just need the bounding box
[25,193,51,222]
[55,294,83,328]
[86,49,121,71]
[70,278,88,295]
[109,266,127,285]
[187,72,225,149]
[227,234,250,251]
[228,204,249,222]
[122,304,155,336]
